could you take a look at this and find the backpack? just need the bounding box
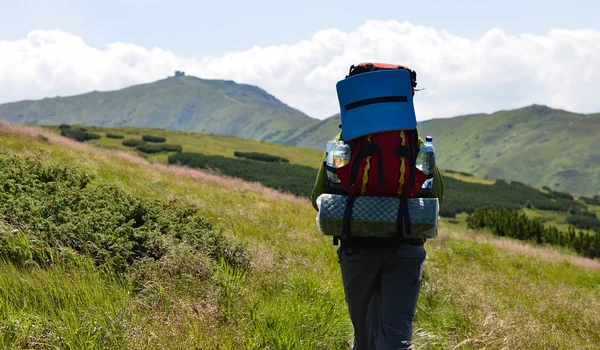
[325,62,428,245]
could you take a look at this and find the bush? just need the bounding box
[548,190,574,200]
[136,143,182,154]
[467,207,600,258]
[169,152,316,198]
[234,151,289,163]
[60,128,101,142]
[581,196,600,206]
[59,124,71,130]
[439,176,581,216]
[0,155,249,274]
[122,139,146,147]
[106,133,125,139]
[566,213,600,232]
[142,135,166,143]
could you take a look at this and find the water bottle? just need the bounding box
[326,141,351,184]
[416,136,435,192]
[326,141,338,182]
[333,141,351,168]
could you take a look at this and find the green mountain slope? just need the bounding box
[0,75,314,143]
[416,105,600,196]
[301,105,600,196]
[2,75,598,196]
[1,123,599,349]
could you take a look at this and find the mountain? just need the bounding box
[0,75,314,143]
[2,75,598,196]
[279,115,341,149]
[416,104,600,196]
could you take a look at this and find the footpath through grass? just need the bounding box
[1,122,599,349]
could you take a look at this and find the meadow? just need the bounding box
[1,122,599,349]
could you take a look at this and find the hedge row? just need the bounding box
[106,133,125,139]
[142,135,166,143]
[467,207,600,258]
[60,128,101,142]
[168,152,315,198]
[234,151,289,163]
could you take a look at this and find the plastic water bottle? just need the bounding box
[326,141,351,184]
[326,141,339,183]
[333,141,351,168]
[416,136,435,190]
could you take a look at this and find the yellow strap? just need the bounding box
[360,134,373,195]
[397,130,407,197]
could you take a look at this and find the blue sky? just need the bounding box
[1,0,599,120]
[1,0,597,56]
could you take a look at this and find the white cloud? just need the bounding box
[1,21,600,121]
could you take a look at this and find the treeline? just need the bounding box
[445,169,474,177]
[567,206,600,232]
[439,177,590,218]
[168,152,315,197]
[467,207,600,258]
[234,151,289,163]
[581,195,600,206]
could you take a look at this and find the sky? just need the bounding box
[1,0,599,120]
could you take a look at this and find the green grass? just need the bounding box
[44,124,324,169]
[1,123,599,349]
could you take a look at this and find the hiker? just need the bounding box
[311,63,444,349]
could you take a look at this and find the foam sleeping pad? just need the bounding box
[316,194,438,239]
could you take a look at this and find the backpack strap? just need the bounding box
[360,135,373,195]
[341,195,358,255]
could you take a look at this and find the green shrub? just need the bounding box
[548,190,574,200]
[566,213,600,232]
[169,152,315,198]
[136,144,182,154]
[234,151,289,163]
[122,139,146,147]
[106,133,125,139]
[467,207,600,258]
[0,155,249,274]
[581,196,600,206]
[60,128,101,142]
[142,135,166,143]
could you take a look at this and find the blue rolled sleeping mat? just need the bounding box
[335,69,417,141]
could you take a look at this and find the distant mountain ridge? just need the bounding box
[1,76,598,196]
[0,75,315,143]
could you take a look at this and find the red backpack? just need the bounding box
[327,63,428,241]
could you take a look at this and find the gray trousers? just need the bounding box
[337,242,426,350]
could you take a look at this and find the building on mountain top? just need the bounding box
[174,70,185,77]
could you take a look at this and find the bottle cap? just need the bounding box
[426,136,433,142]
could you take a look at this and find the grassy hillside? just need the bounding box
[417,105,600,197]
[0,75,314,143]
[1,122,599,349]
[44,124,325,168]
[48,123,600,244]
[280,115,341,150]
[2,73,597,196]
